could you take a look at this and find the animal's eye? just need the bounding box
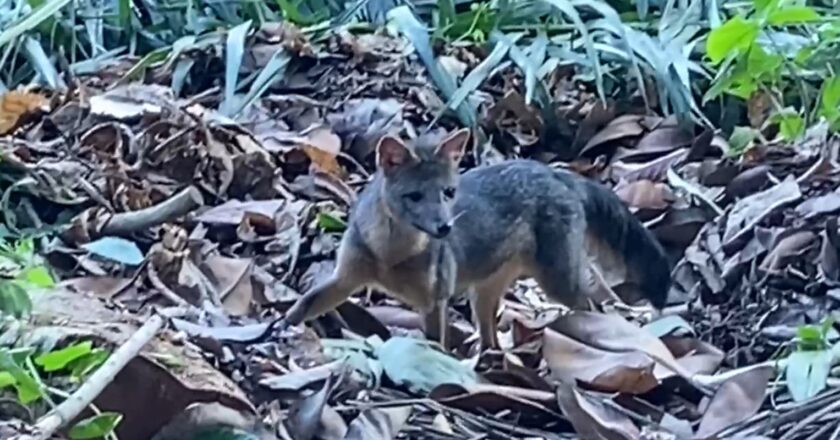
[442,187,456,199]
[404,192,423,202]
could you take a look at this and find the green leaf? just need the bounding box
[747,45,783,79]
[69,349,109,381]
[20,266,54,288]
[772,109,805,141]
[375,336,480,395]
[35,341,93,373]
[728,126,758,155]
[220,20,253,116]
[820,76,840,121]
[317,212,346,232]
[68,412,122,439]
[706,16,760,65]
[768,6,820,26]
[0,371,17,388]
[786,349,832,402]
[0,349,42,404]
[81,237,144,266]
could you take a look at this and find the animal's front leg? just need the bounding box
[424,245,456,349]
[424,298,448,348]
[284,274,365,326]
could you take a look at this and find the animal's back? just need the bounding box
[450,159,585,284]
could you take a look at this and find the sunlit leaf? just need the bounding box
[69,412,122,439]
[768,6,819,26]
[706,16,759,65]
[35,341,94,373]
[0,349,42,404]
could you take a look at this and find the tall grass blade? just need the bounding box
[388,5,477,128]
[220,20,252,116]
[541,0,606,102]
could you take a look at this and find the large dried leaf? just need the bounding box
[696,365,773,438]
[556,384,640,440]
[723,176,802,249]
[543,327,658,394]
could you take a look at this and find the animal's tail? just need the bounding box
[575,177,671,308]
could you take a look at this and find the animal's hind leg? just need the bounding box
[533,219,591,310]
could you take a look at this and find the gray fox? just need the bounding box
[283,128,670,349]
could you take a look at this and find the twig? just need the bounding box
[27,307,189,440]
[99,186,204,237]
[779,396,840,440]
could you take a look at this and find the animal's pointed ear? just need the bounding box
[376,135,416,175]
[435,128,470,165]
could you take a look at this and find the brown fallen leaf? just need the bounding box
[695,365,773,439]
[0,90,49,135]
[549,312,694,379]
[758,230,817,273]
[556,384,640,440]
[543,326,659,394]
[301,126,343,176]
[723,176,802,249]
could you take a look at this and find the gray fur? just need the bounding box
[284,129,671,349]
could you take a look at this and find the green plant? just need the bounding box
[785,318,837,402]
[0,237,54,319]
[704,0,839,141]
[0,341,116,438]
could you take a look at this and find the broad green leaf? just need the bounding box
[220,20,253,116]
[768,6,819,26]
[20,265,54,287]
[68,412,122,439]
[35,341,93,372]
[69,349,109,380]
[81,237,144,266]
[0,349,42,404]
[786,349,832,401]
[772,110,805,141]
[0,0,73,47]
[706,16,760,65]
[375,336,479,395]
[317,212,346,232]
[728,126,758,156]
[747,45,782,79]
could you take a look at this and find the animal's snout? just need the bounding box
[436,222,452,237]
